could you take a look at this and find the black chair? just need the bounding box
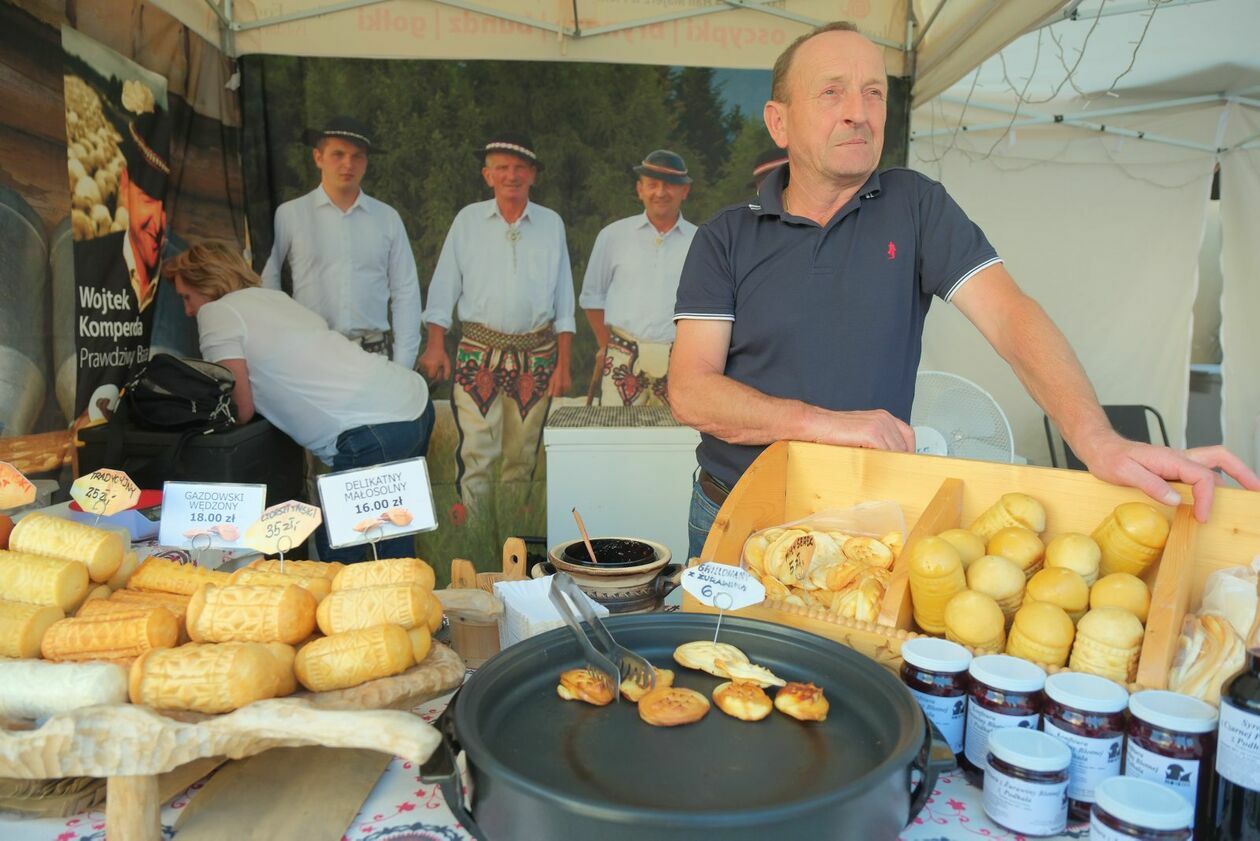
[1044,405,1171,470]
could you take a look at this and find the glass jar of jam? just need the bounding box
[1125,690,1218,838]
[963,654,1046,777]
[1092,776,1192,840]
[1042,671,1129,821]
[983,727,1071,836]
[901,637,971,758]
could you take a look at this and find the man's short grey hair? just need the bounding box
[770,21,862,103]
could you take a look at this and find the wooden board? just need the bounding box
[687,442,1260,689]
[877,477,963,629]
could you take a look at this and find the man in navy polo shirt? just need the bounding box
[671,21,1259,560]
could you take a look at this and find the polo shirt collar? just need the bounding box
[750,166,883,218]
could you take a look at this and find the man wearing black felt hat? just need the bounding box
[261,116,422,369]
[750,147,788,191]
[579,149,695,407]
[420,132,575,505]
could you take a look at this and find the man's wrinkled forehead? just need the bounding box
[792,30,888,90]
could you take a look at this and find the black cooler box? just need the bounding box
[78,417,304,506]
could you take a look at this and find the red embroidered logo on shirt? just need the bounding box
[887,241,897,260]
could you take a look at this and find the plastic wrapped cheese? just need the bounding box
[0,660,128,719]
[1198,558,1260,643]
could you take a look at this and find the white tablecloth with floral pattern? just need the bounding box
[1,682,1089,841]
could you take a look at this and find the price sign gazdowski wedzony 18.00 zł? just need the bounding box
[242,500,322,556]
[159,481,266,549]
[317,457,437,549]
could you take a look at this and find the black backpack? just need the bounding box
[101,354,237,474]
[121,354,236,432]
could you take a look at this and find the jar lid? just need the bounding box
[902,637,972,674]
[969,654,1047,693]
[1129,690,1218,733]
[1045,672,1129,713]
[987,727,1071,773]
[1093,776,1193,830]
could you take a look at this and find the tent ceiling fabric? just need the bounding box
[913,0,1260,150]
[153,0,1068,96]
[911,0,1070,102]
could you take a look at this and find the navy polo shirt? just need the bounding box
[674,165,1002,487]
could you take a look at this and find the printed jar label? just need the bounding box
[964,699,1039,771]
[1217,701,1260,790]
[1091,814,1147,841]
[983,766,1068,836]
[1124,740,1199,826]
[1043,720,1123,803]
[909,688,966,755]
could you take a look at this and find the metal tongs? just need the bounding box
[548,573,656,702]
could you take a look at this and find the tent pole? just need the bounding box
[913,117,1218,152]
[939,93,1227,121]
[222,0,234,58]
[911,0,949,52]
[915,95,1223,152]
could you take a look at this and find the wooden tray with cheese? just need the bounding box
[682,441,1260,692]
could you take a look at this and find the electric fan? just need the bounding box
[911,370,1015,463]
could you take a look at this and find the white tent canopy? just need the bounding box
[911,0,1260,469]
[154,0,1067,101]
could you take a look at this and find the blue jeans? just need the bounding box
[687,477,723,562]
[315,401,436,564]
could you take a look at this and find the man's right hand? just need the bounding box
[814,408,916,452]
[418,346,451,382]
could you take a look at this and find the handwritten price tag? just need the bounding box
[70,469,140,517]
[242,500,322,556]
[316,458,437,550]
[0,462,36,510]
[159,482,266,549]
[681,562,765,611]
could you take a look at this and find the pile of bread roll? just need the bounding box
[743,523,902,623]
[908,493,1164,686]
[0,512,443,719]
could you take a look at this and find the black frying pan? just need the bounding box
[422,613,948,841]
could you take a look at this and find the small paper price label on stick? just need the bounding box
[70,468,140,518]
[242,500,322,556]
[0,462,36,510]
[681,563,765,611]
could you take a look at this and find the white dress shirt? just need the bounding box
[260,186,423,368]
[197,288,428,463]
[423,199,575,335]
[579,212,696,344]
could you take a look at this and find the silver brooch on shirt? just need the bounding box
[506,226,522,270]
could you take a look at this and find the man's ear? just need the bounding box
[764,100,789,149]
[312,146,322,167]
